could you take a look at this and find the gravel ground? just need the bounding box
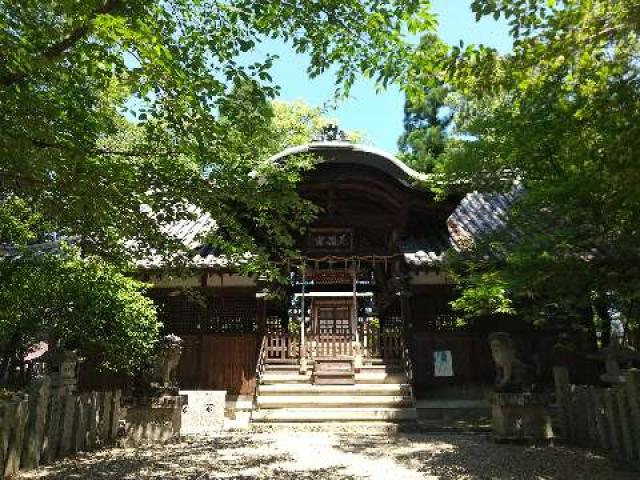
[17,425,638,480]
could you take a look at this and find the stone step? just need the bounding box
[358,366,404,375]
[265,363,299,371]
[260,373,312,384]
[256,395,413,409]
[354,372,408,384]
[252,407,418,422]
[258,383,412,396]
[260,371,407,385]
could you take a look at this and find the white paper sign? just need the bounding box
[433,350,453,377]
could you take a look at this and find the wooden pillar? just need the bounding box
[299,265,307,374]
[300,266,306,347]
[352,265,359,344]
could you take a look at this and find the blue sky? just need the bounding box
[260,0,513,154]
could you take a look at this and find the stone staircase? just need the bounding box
[252,359,417,422]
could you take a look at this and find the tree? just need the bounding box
[0,249,159,385]
[398,35,454,173]
[411,0,640,345]
[268,100,364,154]
[0,1,436,374]
[1,0,435,266]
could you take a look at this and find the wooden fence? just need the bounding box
[0,376,121,479]
[553,366,640,465]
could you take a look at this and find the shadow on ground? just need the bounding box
[334,431,638,480]
[17,427,638,480]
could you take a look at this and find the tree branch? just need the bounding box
[0,0,121,88]
[30,139,176,158]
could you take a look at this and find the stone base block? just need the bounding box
[491,393,553,442]
[180,391,225,435]
[123,404,182,445]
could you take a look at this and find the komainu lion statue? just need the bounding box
[153,334,184,387]
[488,332,526,392]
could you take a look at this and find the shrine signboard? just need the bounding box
[307,228,353,252]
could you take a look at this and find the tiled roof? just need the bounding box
[400,186,521,267]
[401,229,452,267]
[447,186,522,251]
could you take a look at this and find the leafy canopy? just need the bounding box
[0,250,159,382]
[410,0,640,341]
[1,0,435,267]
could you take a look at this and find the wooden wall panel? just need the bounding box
[409,331,494,396]
[178,333,259,395]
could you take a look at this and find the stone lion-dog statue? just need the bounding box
[488,332,527,392]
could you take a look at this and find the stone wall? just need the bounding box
[0,376,121,479]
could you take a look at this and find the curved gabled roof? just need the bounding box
[268,141,429,189]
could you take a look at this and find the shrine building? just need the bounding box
[139,133,566,421]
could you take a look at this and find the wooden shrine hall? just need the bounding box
[140,130,555,421]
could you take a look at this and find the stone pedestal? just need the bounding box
[491,392,553,442]
[180,391,226,435]
[123,393,187,445]
[299,345,308,375]
[354,343,363,373]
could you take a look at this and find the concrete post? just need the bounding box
[625,369,640,460]
[552,366,570,440]
[21,376,51,469]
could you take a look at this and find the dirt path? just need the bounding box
[17,426,638,480]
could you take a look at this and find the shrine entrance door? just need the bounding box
[309,299,354,358]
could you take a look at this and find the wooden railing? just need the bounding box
[265,332,299,361]
[255,335,267,384]
[308,333,354,358]
[401,337,414,386]
[361,323,403,359]
[261,328,405,363]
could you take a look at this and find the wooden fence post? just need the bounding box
[604,388,623,458]
[568,385,582,443]
[110,390,121,442]
[625,369,640,460]
[99,391,112,445]
[58,393,76,457]
[615,386,634,461]
[553,366,571,440]
[0,400,13,480]
[4,396,28,478]
[72,395,86,453]
[42,389,61,464]
[21,376,51,469]
[575,386,592,446]
[590,387,610,450]
[87,392,98,450]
